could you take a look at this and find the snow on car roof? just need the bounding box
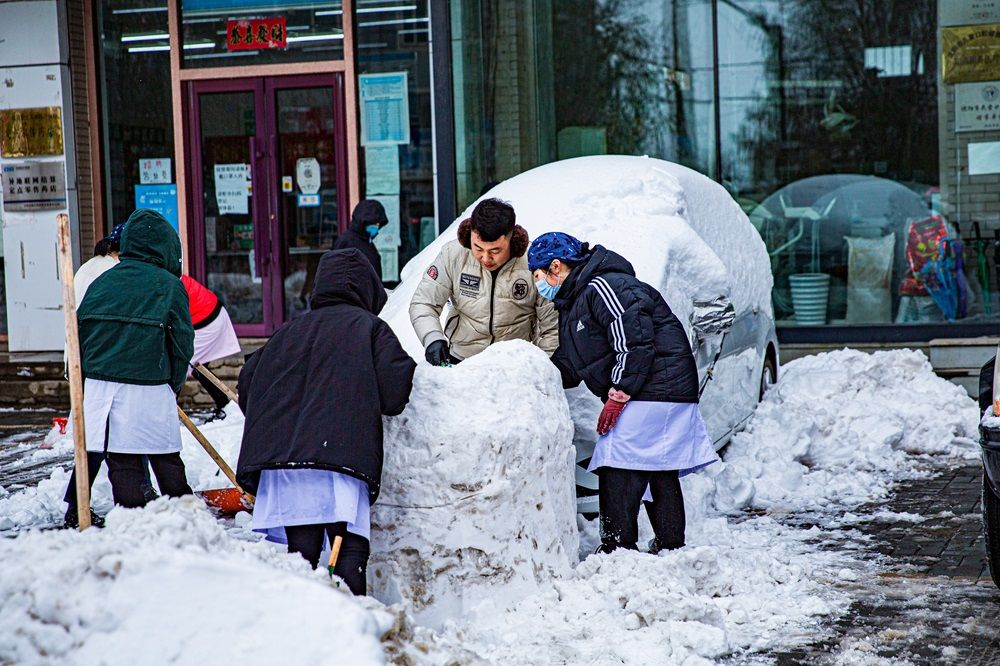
[381,155,771,359]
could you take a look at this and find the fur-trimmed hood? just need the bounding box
[456,219,530,258]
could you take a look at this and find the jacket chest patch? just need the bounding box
[576,320,585,332]
[459,273,481,297]
[512,278,529,300]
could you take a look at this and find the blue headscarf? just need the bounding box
[106,223,126,244]
[528,232,589,271]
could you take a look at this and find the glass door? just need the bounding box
[188,80,270,335]
[266,76,347,322]
[187,75,347,335]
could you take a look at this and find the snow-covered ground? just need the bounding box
[0,344,980,665]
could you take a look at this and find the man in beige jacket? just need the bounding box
[409,198,559,365]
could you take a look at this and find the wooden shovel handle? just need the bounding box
[328,535,344,569]
[192,363,239,404]
[176,406,254,502]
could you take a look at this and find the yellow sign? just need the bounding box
[943,24,1000,84]
[0,107,64,157]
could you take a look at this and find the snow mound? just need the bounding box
[0,497,389,666]
[716,348,979,513]
[440,514,852,664]
[381,155,769,359]
[370,341,578,628]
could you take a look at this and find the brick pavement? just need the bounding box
[761,462,1000,665]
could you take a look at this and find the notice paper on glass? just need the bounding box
[214,163,250,215]
[359,72,410,146]
[969,141,1000,175]
[135,184,178,232]
[371,194,401,250]
[364,146,400,195]
[379,248,399,282]
[139,158,171,184]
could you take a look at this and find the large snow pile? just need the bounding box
[380,155,771,360]
[0,497,393,665]
[370,341,578,628]
[713,348,980,513]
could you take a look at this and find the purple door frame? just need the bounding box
[185,73,348,337]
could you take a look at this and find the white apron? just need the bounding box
[83,378,182,454]
[587,400,719,476]
[192,306,241,366]
[252,468,371,544]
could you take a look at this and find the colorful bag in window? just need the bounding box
[900,216,948,297]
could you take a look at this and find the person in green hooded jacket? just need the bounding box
[62,209,195,526]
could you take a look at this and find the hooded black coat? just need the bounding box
[334,199,387,277]
[235,248,416,501]
[551,245,699,403]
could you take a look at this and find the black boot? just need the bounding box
[63,507,105,529]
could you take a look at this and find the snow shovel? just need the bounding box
[176,406,254,515]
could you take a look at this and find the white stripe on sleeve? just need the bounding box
[589,277,629,385]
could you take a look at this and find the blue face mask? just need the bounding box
[536,278,560,301]
[366,224,380,238]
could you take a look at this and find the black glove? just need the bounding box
[425,340,450,366]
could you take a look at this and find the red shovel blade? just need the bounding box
[198,488,253,515]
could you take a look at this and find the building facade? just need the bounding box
[0,0,996,350]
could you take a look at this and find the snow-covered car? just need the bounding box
[978,353,1000,589]
[381,155,778,514]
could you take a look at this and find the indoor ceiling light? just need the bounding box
[287,33,345,43]
[127,44,170,53]
[358,17,428,28]
[121,32,170,42]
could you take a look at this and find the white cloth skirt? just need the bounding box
[83,378,182,454]
[192,307,241,366]
[252,468,372,544]
[587,401,719,477]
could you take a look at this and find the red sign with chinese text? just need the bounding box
[227,18,287,51]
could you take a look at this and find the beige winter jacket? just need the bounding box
[409,224,559,360]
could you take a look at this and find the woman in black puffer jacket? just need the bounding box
[528,232,718,554]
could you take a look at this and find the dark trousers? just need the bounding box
[284,522,370,596]
[105,452,192,508]
[598,467,685,553]
[63,451,107,511]
[192,365,230,411]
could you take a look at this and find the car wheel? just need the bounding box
[983,472,1000,589]
[759,354,777,402]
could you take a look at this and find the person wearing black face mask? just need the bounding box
[334,199,389,278]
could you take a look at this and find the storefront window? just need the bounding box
[98,1,175,230]
[356,0,434,283]
[552,0,716,179]
[718,0,962,328]
[451,0,715,211]
[180,1,344,68]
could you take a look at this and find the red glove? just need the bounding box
[597,398,628,436]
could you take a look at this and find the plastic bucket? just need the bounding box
[789,273,830,326]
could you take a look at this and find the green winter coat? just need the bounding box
[78,209,194,393]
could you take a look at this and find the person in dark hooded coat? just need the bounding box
[236,248,415,594]
[62,209,195,528]
[334,199,388,278]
